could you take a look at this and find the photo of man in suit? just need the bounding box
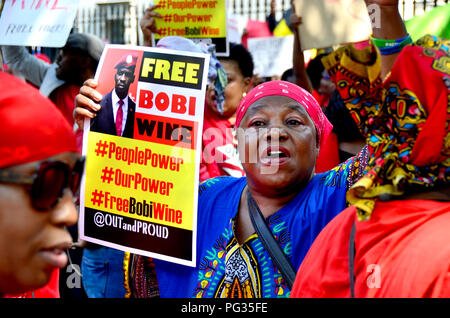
[84,53,139,298]
[90,53,138,138]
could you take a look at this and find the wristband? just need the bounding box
[371,34,412,55]
[371,34,411,48]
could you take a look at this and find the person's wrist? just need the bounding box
[371,34,412,55]
[142,32,152,46]
[371,7,406,40]
[371,34,411,48]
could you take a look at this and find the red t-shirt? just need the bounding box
[5,269,60,298]
[315,131,340,173]
[50,84,80,127]
[312,89,340,173]
[200,105,245,181]
[291,200,450,298]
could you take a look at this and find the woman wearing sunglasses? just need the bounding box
[0,71,83,297]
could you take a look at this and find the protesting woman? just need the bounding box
[74,78,369,297]
[0,71,81,297]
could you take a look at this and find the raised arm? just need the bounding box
[1,46,50,88]
[365,0,408,79]
[290,11,313,93]
[139,4,162,47]
[321,0,411,186]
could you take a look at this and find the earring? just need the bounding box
[242,92,247,98]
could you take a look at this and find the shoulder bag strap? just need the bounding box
[247,192,296,289]
[348,220,356,298]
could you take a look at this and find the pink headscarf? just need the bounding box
[235,80,333,149]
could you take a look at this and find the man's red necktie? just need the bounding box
[116,99,124,136]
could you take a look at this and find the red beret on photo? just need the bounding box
[114,53,138,70]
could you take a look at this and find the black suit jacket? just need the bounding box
[90,90,135,138]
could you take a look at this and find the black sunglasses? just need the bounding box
[0,157,85,211]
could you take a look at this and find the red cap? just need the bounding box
[0,71,77,168]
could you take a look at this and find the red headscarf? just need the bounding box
[235,80,333,150]
[0,71,77,168]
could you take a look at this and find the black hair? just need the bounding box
[306,53,327,91]
[219,42,254,78]
[324,90,364,142]
[281,68,294,82]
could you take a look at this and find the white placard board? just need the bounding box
[294,0,372,50]
[227,13,247,44]
[247,35,294,77]
[0,0,80,47]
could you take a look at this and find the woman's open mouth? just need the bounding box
[38,242,72,269]
[260,146,291,165]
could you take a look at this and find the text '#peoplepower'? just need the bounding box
[94,139,184,169]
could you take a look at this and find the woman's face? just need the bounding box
[0,152,79,295]
[318,70,335,97]
[215,59,251,121]
[237,95,319,194]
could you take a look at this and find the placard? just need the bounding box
[79,44,210,267]
[152,0,229,56]
[294,0,372,50]
[0,0,79,47]
[247,35,294,77]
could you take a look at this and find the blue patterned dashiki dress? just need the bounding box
[149,148,368,298]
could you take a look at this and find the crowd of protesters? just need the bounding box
[0,0,448,299]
